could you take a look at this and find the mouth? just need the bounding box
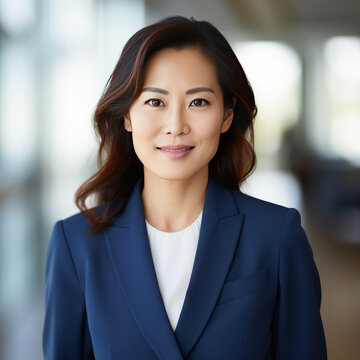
[156,145,195,152]
[156,145,195,159]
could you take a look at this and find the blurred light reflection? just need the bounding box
[0,0,36,35]
[234,42,301,159]
[324,36,360,164]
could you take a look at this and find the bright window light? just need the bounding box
[0,0,35,35]
[324,37,360,164]
[233,42,301,161]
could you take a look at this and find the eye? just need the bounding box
[190,98,209,107]
[145,98,164,107]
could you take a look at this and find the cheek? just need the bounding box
[196,113,223,140]
[130,111,160,139]
[133,124,158,140]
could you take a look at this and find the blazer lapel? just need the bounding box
[174,178,244,358]
[104,180,183,360]
[104,177,244,360]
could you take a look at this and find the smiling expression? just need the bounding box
[124,46,234,182]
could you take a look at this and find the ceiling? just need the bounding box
[146,0,360,39]
[225,0,360,30]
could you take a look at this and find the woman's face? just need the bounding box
[124,46,234,182]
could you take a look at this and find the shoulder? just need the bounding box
[48,208,107,277]
[58,203,109,234]
[233,190,297,221]
[230,190,305,246]
[61,210,91,231]
[226,191,315,278]
[50,207,105,250]
[209,177,302,234]
[53,211,91,240]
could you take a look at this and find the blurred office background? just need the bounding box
[0,0,359,358]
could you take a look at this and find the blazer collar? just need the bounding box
[112,177,239,227]
[105,177,244,359]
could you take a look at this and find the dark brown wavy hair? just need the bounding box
[75,16,257,233]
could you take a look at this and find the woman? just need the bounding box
[42,16,327,359]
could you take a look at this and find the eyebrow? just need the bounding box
[142,86,215,95]
[142,87,168,95]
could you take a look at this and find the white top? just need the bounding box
[146,211,203,331]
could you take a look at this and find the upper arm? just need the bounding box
[271,209,327,359]
[42,221,94,359]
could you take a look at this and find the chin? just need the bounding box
[158,172,197,181]
[147,165,209,183]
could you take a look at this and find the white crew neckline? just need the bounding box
[145,210,203,235]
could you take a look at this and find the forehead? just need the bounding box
[142,47,220,89]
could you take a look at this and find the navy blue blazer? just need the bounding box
[43,177,327,359]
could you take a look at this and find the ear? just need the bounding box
[124,113,132,132]
[220,97,236,134]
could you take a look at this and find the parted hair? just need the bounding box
[75,16,257,233]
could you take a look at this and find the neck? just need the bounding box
[141,170,208,232]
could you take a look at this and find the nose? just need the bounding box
[163,105,190,136]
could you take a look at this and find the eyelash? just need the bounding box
[145,99,164,107]
[145,98,210,107]
[190,98,209,107]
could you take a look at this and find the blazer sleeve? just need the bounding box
[271,208,327,359]
[42,221,94,359]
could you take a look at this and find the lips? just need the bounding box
[156,145,195,159]
[157,145,195,152]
